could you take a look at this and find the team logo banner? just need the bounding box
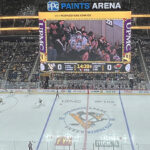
[39,20,46,53]
[124,19,131,53]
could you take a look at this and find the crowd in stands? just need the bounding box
[131,40,146,83]
[8,41,39,82]
[140,39,150,77]
[0,0,150,90]
[0,35,149,90]
[40,73,146,90]
[40,37,148,90]
[0,32,149,90]
[131,0,150,14]
[0,3,149,90]
[0,38,39,83]
[0,41,15,80]
[47,21,122,62]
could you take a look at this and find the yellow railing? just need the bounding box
[0,14,150,30]
[131,14,150,18]
[131,26,150,30]
[131,14,150,30]
[0,27,39,31]
[0,16,38,20]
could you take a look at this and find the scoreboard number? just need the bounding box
[107,64,112,71]
[57,64,62,70]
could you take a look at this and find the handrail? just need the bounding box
[0,27,39,31]
[0,14,150,20]
[0,16,38,19]
[131,26,150,30]
[28,52,40,82]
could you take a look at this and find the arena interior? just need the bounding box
[0,0,150,150]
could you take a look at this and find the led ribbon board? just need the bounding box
[39,11,131,73]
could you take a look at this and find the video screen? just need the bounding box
[47,20,123,62]
[39,12,131,73]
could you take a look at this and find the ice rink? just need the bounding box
[0,92,150,150]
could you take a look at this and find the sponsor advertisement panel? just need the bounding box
[0,89,150,95]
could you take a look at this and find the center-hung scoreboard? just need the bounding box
[39,1,131,73]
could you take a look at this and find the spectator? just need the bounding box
[47,44,57,61]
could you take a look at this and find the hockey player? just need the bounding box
[0,98,3,104]
[56,88,59,98]
[39,98,43,104]
[28,141,33,150]
[34,98,44,108]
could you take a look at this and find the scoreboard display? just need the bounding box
[39,11,131,73]
[40,63,130,73]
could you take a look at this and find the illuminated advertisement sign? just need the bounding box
[47,1,130,11]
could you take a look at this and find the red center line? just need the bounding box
[83,89,90,150]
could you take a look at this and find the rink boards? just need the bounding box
[0,89,150,95]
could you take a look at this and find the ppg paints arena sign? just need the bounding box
[47,2,122,11]
[59,107,115,134]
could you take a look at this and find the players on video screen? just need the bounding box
[47,20,122,61]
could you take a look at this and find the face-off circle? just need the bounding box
[0,96,18,113]
[60,107,115,134]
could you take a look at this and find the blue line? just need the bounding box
[119,90,135,150]
[36,95,58,150]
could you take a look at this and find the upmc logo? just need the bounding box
[47,1,59,11]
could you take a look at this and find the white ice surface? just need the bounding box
[0,93,150,150]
